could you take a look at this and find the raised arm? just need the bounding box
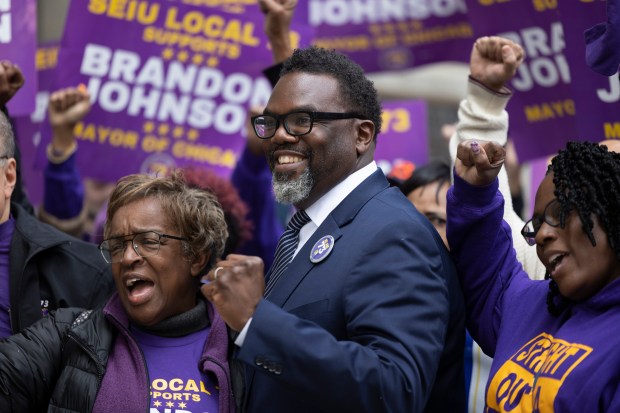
[449,140,527,354]
[38,85,90,238]
[449,36,546,280]
[259,0,297,85]
[0,61,34,214]
[0,61,25,107]
[260,0,297,64]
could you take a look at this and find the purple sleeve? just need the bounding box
[585,0,620,76]
[43,153,84,219]
[446,173,527,356]
[231,146,283,270]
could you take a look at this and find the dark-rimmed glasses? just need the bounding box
[98,231,188,264]
[251,111,368,139]
[521,199,562,246]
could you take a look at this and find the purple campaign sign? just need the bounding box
[306,0,473,73]
[375,100,428,180]
[193,1,315,50]
[465,1,577,162]
[0,0,36,116]
[36,0,278,183]
[14,118,43,206]
[13,44,60,206]
[559,1,620,143]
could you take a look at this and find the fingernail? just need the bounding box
[201,279,210,285]
[471,141,480,154]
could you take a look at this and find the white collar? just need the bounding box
[304,161,377,228]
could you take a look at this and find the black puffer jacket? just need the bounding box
[9,203,114,333]
[0,307,101,412]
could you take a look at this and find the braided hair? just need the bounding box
[545,140,620,315]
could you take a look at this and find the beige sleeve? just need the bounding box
[449,78,546,280]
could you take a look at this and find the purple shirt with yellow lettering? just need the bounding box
[448,174,620,412]
[132,326,219,413]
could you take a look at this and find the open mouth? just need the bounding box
[548,254,567,275]
[125,277,155,304]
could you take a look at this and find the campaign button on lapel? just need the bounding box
[310,235,335,263]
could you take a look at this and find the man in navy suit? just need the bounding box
[202,42,465,412]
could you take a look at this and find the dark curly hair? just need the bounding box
[545,140,620,315]
[280,46,382,139]
[398,160,451,201]
[181,166,253,257]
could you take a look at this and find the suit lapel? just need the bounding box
[265,169,390,308]
[266,217,342,307]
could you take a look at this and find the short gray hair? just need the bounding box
[0,111,15,158]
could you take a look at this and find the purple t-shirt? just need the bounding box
[0,216,15,338]
[132,326,220,413]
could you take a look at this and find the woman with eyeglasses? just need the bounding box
[0,172,238,413]
[448,139,620,412]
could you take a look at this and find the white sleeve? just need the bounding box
[234,317,253,347]
[449,77,546,280]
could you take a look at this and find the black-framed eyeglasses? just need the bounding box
[98,231,188,264]
[521,199,562,246]
[251,111,368,139]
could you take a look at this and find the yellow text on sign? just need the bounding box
[74,122,140,149]
[381,108,412,134]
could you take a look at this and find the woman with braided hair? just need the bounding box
[448,139,620,412]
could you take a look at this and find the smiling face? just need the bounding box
[107,197,205,326]
[534,173,620,301]
[262,72,375,209]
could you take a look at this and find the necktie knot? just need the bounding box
[288,209,311,232]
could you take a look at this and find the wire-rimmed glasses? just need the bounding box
[98,231,187,263]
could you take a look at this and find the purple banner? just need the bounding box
[13,44,60,206]
[36,0,281,183]
[526,154,552,218]
[307,0,473,73]
[0,0,37,116]
[169,0,315,50]
[465,1,577,162]
[559,0,620,143]
[13,117,44,206]
[375,100,428,180]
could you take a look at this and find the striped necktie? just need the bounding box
[264,210,311,297]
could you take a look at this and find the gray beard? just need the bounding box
[272,168,313,205]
